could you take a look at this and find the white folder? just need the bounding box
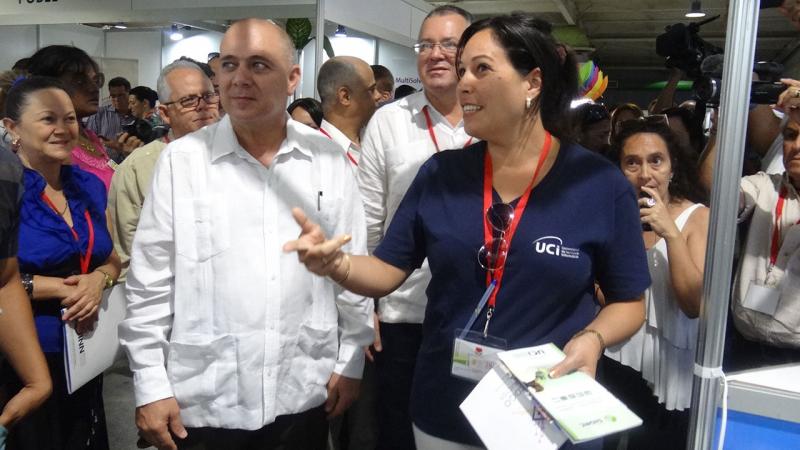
[62,284,127,394]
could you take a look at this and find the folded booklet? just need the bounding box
[62,285,127,394]
[498,344,642,444]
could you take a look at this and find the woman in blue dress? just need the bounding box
[286,14,650,449]
[2,76,121,449]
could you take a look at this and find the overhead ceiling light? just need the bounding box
[334,25,347,37]
[113,23,127,30]
[685,0,706,18]
[169,24,184,41]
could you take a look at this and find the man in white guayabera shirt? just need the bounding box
[120,18,372,450]
[356,5,474,449]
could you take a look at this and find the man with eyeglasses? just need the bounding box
[357,5,473,449]
[85,77,135,162]
[107,60,220,280]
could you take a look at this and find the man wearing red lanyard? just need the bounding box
[107,60,220,281]
[728,109,800,370]
[357,5,474,450]
[317,56,381,168]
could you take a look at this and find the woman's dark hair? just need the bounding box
[610,103,643,136]
[3,76,72,121]
[611,119,706,204]
[662,106,705,155]
[455,13,578,141]
[287,97,323,128]
[129,86,159,109]
[394,84,417,99]
[27,45,99,79]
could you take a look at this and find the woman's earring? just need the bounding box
[11,137,20,150]
[526,97,532,109]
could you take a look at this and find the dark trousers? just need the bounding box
[374,322,423,450]
[598,357,690,450]
[177,405,327,450]
[329,359,377,450]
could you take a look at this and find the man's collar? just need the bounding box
[320,119,356,151]
[211,114,313,163]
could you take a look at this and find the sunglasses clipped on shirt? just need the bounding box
[477,202,515,273]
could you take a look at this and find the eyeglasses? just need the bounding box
[69,72,105,91]
[413,40,458,55]
[207,52,220,62]
[162,92,220,109]
[618,114,670,131]
[477,203,515,272]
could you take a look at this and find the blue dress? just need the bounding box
[5,165,112,450]
[374,141,651,448]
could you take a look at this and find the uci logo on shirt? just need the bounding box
[533,236,580,260]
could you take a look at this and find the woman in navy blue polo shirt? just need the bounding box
[286,13,650,449]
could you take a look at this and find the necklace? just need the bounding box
[77,134,102,158]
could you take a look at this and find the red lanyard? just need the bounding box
[770,185,800,267]
[482,132,552,308]
[422,106,473,152]
[319,127,358,166]
[41,193,95,274]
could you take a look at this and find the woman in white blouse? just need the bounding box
[602,118,709,450]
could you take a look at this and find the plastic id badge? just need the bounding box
[743,281,781,317]
[452,329,507,382]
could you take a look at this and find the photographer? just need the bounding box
[117,86,163,158]
[699,78,800,371]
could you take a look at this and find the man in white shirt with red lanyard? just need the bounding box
[120,18,372,450]
[356,5,473,449]
[317,56,381,167]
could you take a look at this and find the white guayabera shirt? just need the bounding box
[358,90,473,324]
[120,115,373,430]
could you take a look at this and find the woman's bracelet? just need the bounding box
[332,253,351,285]
[572,328,606,351]
[21,273,34,299]
[95,269,114,290]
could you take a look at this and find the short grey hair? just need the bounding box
[156,60,210,103]
[317,57,359,110]
[423,5,473,24]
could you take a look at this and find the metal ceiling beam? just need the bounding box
[589,36,790,43]
[174,20,227,34]
[552,0,577,25]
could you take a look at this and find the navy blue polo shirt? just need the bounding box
[374,141,650,446]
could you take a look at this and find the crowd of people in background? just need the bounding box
[0,4,798,450]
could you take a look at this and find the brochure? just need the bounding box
[498,344,642,443]
[460,364,567,450]
[62,285,127,394]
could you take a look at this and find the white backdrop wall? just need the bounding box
[0,25,38,72]
[106,31,163,92]
[162,30,223,72]
[376,38,420,92]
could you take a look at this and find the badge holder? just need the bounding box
[452,281,508,382]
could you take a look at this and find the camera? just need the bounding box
[656,16,722,79]
[693,79,786,106]
[693,60,787,106]
[122,119,169,144]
